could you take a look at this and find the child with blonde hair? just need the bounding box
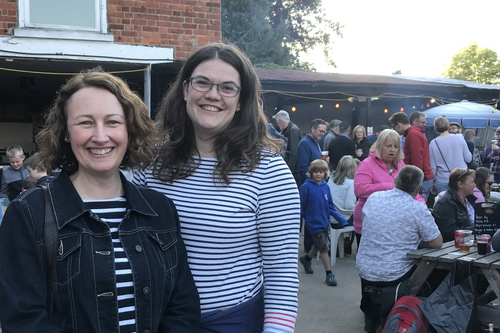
[299,159,348,286]
[0,146,29,201]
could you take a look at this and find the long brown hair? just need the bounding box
[151,43,280,185]
[475,167,493,201]
[36,68,155,174]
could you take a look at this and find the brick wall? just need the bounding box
[0,0,16,35]
[108,0,222,60]
[0,0,222,59]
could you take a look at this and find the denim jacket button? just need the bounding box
[143,286,150,295]
[135,245,143,252]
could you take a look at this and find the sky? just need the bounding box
[307,0,500,77]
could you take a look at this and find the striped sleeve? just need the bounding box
[258,155,300,333]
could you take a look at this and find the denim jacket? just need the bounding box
[0,171,200,332]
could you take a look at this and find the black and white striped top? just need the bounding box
[84,197,136,333]
[133,153,300,332]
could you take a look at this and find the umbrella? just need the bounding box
[423,100,500,128]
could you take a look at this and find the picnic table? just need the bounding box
[406,241,500,326]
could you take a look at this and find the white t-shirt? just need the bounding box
[357,188,441,282]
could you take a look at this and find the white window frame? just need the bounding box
[18,0,107,34]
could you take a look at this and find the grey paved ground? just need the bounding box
[296,232,365,333]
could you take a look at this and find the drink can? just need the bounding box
[455,230,464,248]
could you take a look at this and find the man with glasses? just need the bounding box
[389,112,434,201]
[483,127,500,183]
[297,118,327,253]
[449,122,462,134]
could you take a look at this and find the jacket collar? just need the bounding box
[48,171,158,229]
[306,134,318,143]
[446,187,477,206]
[369,150,402,171]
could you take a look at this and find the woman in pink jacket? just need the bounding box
[354,129,412,246]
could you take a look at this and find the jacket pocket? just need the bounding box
[147,230,178,272]
[56,234,82,285]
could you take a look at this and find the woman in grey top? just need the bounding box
[429,116,472,193]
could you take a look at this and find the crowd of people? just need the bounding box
[0,41,499,333]
[281,108,500,331]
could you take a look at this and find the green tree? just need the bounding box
[221,0,342,71]
[443,42,500,85]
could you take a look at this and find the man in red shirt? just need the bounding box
[389,111,434,201]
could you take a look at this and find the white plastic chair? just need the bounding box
[316,207,354,267]
[329,225,355,267]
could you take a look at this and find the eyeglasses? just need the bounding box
[187,77,241,97]
[314,127,326,135]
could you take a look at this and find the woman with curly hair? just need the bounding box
[0,69,200,332]
[134,43,300,332]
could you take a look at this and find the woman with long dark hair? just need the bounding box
[134,43,300,332]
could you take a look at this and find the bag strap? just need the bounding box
[42,185,58,322]
[435,140,451,172]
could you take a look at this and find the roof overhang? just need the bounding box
[0,36,173,64]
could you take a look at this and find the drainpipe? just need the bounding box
[144,64,151,117]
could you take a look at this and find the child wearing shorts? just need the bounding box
[299,159,348,286]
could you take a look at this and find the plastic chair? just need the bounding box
[315,209,355,267]
[330,225,355,267]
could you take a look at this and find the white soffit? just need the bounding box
[0,36,173,64]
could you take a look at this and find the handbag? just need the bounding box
[42,185,58,322]
[431,140,451,195]
[418,261,480,333]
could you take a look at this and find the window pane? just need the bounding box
[30,0,96,28]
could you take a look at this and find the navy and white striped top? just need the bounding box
[84,198,136,333]
[133,154,300,332]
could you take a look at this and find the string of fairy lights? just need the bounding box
[0,66,498,113]
[261,89,500,113]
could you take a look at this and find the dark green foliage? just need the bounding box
[221,0,342,71]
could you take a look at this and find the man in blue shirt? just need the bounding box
[297,118,327,186]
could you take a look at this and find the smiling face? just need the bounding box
[380,138,399,162]
[449,125,459,134]
[8,156,24,170]
[183,59,241,139]
[311,124,327,141]
[66,87,128,178]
